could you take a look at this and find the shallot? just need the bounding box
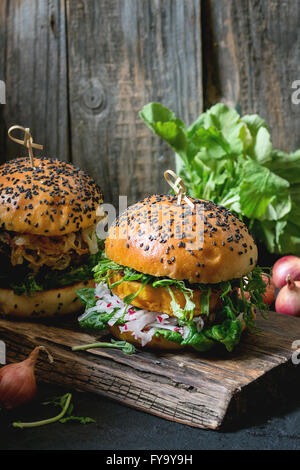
[275,275,300,317]
[238,274,275,306]
[272,256,300,289]
[0,346,53,409]
[261,274,276,306]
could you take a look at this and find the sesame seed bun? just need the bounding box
[0,280,94,318]
[0,157,103,236]
[105,194,258,284]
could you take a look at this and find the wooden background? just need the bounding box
[0,0,300,207]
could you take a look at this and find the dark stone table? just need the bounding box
[0,382,300,450]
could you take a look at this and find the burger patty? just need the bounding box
[108,272,222,318]
[0,224,98,272]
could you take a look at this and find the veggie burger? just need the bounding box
[0,156,104,317]
[78,194,268,352]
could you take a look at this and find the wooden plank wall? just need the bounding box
[0,0,69,162]
[66,0,202,206]
[0,0,300,205]
[202,0,300,151]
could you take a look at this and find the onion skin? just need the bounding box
[262,274,276,306]
[0,346,53,409]
[275,275,300,317]
[272,256,300,289]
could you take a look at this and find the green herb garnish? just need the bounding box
[72,339,136,355]
[13,393,95,428]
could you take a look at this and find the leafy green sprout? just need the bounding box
[12,393,96,429]
[72,339,136,355]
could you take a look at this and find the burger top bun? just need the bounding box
[0,157,103,236]
[105,194,258,284]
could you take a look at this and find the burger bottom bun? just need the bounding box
[0,280,94,318]
[109,325,184,350]
[109,311,255,351]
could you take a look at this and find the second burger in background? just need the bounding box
[0,156,104,317]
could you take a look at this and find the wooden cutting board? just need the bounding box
[0,312,300,430]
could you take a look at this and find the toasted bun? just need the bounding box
[0,157,103,236]
[0,280,94,318]
[105,194,258,284]
[108,272,221,317]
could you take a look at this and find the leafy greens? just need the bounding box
[1,245,104,296]
[77,255,268,352]
[13,393,95,428]
[140,102,300,256]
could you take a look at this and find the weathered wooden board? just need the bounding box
[65,0,203,206]
[202,0,300,152]
[0,0,69,163]
[0,312,299,430]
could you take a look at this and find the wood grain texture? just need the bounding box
[66,0,202,206]
[0,0,7,158]
[0,0,69,163]
[202,0,300,151]
[1,1,300,196]
[1,312,299,429]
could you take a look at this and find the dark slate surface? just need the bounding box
[0,382,300,450]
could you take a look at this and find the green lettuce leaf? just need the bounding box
[79,257,268,352]
[241,114,272,163]
[154,329,184,345]
[139,103,188,163]
[140,101,300,256]
[204,318,242,352]
[78,310,116,331]
[76,288,96,309]
[180,323,215,352]
[239,160,291,220]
